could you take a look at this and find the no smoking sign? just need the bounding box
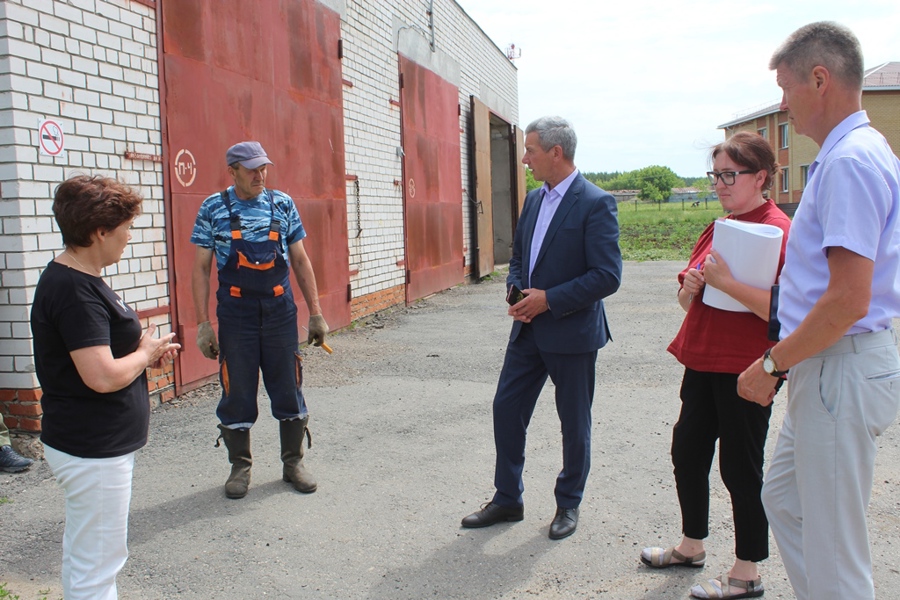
[38,119,66,158]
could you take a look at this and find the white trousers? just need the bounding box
[44,444,135,600]
[762,329,900,600]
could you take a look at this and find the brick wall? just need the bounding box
[0,0,174,428]
[340,0,518,301]
[0,0,516,430]
[725,89,899,204]
[865,91,900,156]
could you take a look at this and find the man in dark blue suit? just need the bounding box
[462,116,622,540]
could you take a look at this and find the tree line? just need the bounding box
[526,166,712,202]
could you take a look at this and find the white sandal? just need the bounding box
[640,546,706,568]
[690,574,764,599]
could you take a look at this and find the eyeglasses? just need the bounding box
[707,170,755,186]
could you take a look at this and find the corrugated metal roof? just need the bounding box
[718,61,900,129]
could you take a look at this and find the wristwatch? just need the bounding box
[762,348,788,377]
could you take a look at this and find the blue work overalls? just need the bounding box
[215,191,306,428]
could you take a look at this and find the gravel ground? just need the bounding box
[2,260,900,599]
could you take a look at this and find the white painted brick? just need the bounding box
[90,136,114,153]
[112,80,136,99]
[73,87,100,106]
[2,3,40,27]
[36,232,60,251]
[0,56,28,77]
[97,62,122,80]
[0,19,26,40]
[38,13,70,37]
[43,81,71,101]
[87,105,113,123]
[59,100,87,120]
[5,39,41,62]
[26,60,57,82]
[64,36,80,55]
[122,68,143,85]
[87,75,112,94]
[74,118,100,136]
[82,12,109,33]
[32,163,64,182]
[8,286,36,305]
[2,371,41,389]
[71,55,99,75]
[3,214,54,234]
[53,2,85,24]
[66,0,97,12]
[95,1,120,20]
[30,94,59,115]
[101,123,126,140]
[69,23,97,44]
[57,68,86,88]
[34,28,51,47]
[0,126,31,146]
[125,98,148,115]
[100,93,125,111]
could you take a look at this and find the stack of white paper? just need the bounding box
[702,219,783,312]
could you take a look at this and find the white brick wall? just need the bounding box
[0,0,516,394]
[340,0,518,296]
[0,0,166,390]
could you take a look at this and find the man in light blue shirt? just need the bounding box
[738,22,900,600]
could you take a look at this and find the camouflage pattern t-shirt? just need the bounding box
[190,186,307,269]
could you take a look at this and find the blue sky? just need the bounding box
[456,0,900,177]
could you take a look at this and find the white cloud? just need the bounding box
[455,0,900,176]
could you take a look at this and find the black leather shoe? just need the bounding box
[549,507,578,540]
[461,502,524,528]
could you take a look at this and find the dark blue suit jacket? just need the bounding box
[508,172,622,354]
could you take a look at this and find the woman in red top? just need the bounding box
[641,132,791,600]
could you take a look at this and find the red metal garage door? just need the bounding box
[399,55,463,302]
[161,0,350,393]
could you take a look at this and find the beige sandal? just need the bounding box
[640,546,706,568]
[690,575,764,599]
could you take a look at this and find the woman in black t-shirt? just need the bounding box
[31,176,180,600]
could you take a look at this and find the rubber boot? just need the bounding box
[280,417,317,493]
[215,424,251,499]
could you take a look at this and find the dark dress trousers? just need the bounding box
[492,173,622,509]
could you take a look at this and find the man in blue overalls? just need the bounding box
[191,141,328,499]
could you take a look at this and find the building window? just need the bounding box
[779,123,789,148]
[800,165,810,189]
[758,127,767,140]
[781,167,789,192]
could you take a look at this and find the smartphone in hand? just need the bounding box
[506,284,526,306]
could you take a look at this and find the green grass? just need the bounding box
[0,582,54,600]
[617,199,725,261]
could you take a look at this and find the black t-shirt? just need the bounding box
[31,261,149,458]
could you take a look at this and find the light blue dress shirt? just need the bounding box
[778,111,900,336]
[529,169,579,278]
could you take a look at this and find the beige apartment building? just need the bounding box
[719,61,900,209]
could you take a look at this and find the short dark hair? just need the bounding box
[53,175,143,248]
[769,21,864,90]
[712,132,779,191]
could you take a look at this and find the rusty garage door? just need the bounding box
[161,0,350,392]
[399,54,463,302]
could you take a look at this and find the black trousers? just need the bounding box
[671,368,773,562]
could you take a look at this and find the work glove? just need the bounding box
[196,321,219,359]
[307,314,329,347]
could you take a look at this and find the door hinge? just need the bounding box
[338,39,343,60]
